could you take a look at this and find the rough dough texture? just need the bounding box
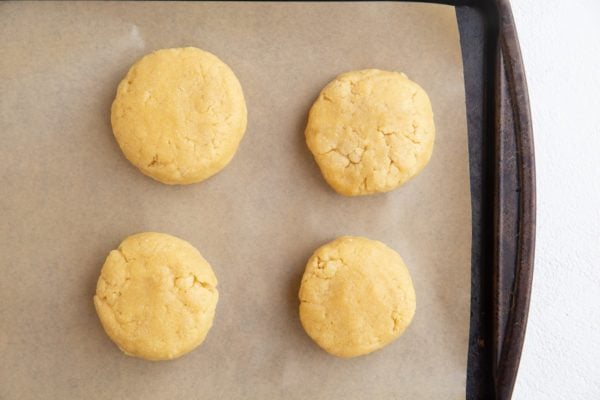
[299,236,416,358]
[94,232,219,360]
[305,69,435,196]
[111,47,247,184]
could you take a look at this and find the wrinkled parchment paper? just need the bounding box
[0,2,470,398]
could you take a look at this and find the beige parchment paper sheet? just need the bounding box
[0,2,471,399]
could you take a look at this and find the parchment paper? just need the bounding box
[0,2,471,399]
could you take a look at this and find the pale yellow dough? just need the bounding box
[299,236,416,358]
[94,232,219,360]
[111,47,247,184]
[305,69,435,196]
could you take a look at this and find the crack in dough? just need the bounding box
[298,236,416,358]
[111,47,247,185]
[305,69,435,196]
[93,232,219,360]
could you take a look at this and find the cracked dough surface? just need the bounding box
[93,232,219,360]
[299,236,416,358]
[111,47,247,184]
[305,69,435,196]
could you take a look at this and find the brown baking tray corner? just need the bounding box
[413,0,535,398]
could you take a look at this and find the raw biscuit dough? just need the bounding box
[305,69,435,196]
[94,232,219,360]
[299,236,416,358]
[111,47,247,184]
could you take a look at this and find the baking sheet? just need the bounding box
[0,2,471,399]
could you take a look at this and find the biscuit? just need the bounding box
[305,69,435,196]
[111,47,247,184]
[299,236,416,358]
[94,232,219,360]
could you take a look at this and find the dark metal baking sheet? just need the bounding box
[421,0,535,398]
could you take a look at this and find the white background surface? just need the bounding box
[510,1,600,398]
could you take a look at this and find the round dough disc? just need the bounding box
[111,47,247,184]
[305,69,435,196]
[299,236,416,358]
[94,232,219,360]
